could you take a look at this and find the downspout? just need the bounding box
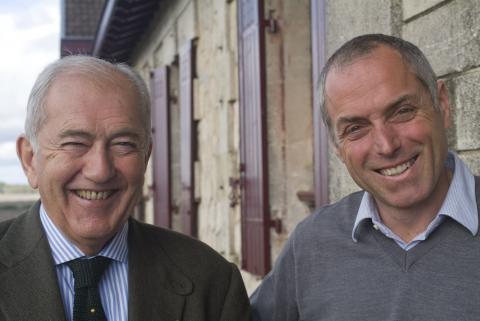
[92,0,118,57]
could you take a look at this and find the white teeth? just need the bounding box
[75,190,112,200]
[380,158,416,176]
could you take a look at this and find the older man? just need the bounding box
[251,34,480,320]
[0,56,250,321]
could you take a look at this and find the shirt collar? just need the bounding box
[39,204,129,265]
[352,151,478,242]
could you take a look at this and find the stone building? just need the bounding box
[67,0,480,293]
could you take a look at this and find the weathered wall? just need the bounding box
[256,0,314,292]
[133,0,245,283]
[194,0,240,265]
[263,0,314,257]
[132,0,315,293]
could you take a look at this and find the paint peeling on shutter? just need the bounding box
[311,0,329,208]
[238,0,271,276]
[179,39,197,237]
[150,66,172,228]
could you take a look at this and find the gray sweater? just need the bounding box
[251,177,480,321]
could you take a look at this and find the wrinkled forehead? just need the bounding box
[51,68,135,94]
[42,71,144,128]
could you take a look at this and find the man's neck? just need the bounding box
[376,169,453,243]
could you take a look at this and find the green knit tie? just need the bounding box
[67,256,111,321]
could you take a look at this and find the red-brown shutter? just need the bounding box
[179,39,197,237]
[150,66,172,228]
[311,0,329,207]
[238,0,271,276]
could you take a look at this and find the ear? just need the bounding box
[16,135,39,189]
[436,80,451,129]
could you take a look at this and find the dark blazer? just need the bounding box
[0,202,250,321]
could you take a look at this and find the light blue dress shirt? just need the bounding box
[39,205,129,321]
[352,151,478,250]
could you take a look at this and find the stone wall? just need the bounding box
[133,0,247,285]
[132,0,315,293]
[263,0,314,261]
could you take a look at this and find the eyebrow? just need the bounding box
[58,130,93,140]
[58,129,142,141]
[110,130,142,141]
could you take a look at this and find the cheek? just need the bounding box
[338,140,370,168]
[117,158,147,185]
[37,158,81,190]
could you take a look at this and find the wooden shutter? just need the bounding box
[179,40,197,237]
[311,0,329,207]
[238,0,271,276]
[150,66,172,228]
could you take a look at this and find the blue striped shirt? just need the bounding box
[39,206,129,321]
[352,151,478,250]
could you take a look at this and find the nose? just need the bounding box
[372,125,400,157]
[83,145,116,183]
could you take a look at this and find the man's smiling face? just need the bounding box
[325,45,451,214]
[21,72,151,255]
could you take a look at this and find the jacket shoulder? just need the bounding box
[0,219,14,239]
[130,219,233,272]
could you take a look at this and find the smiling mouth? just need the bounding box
[75,190,114,200]
[378,156,417,177]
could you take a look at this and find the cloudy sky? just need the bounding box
[0,0,59,184]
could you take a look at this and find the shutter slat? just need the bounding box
[150,66,172,228]
[311,0,329,207]
[238,0,271,276]
[179,40,197,237]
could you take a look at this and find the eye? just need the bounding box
[111,141,138,154]
[340,124,367,141]
[346,125,361,134]
[392,106,416,122]
[61,141,87,150]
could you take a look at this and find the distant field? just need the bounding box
[0,183,38,222]
[0,182,36,194]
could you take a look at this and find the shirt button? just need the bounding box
[373,224,379,230]
[90,308,96,314]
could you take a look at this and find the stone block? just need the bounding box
[328,152,361,203]
[153,30,177,66]
[403,0,480,76]
[177,1,197,45]
[449,68,480,150]
[442,78,457,150]
[326,0,397,56]
[458,151,480,176]
[403,0,444,20]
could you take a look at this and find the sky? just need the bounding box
[0,0,59,184]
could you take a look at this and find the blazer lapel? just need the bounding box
[128,219,193,321]
[0,202,66,320]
